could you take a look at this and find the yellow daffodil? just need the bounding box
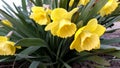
[0,36,18,55]
[1,20,12,27]
[69,0,74,7]
[78,0,90,6]
[99,0,118,16]
[69,0,89,7]
[30,6,50,25]
[45,8,78,38]
[70,18,106,52]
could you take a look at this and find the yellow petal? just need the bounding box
[70,37,83,52]
[75,27,85,39]
[15,46,21,49]
[51,8,67,21]
[45,21,59,36]
[38,17,48,25]
[84,18,98,32]
[81,32,100,51]
[57,19,77,38]
[46,8,52,15]
[80,31,92,45]
[94,41,100,49]
[69,0,74,7]
[0,41,15,55]
[51,24,59,36]
[0,36,8,42]
[78,0,90,6]
[5,41,16,55]
[1,20,12,27]
[66,8,79,20]
[93,24,106,36]
[45,23,54,31]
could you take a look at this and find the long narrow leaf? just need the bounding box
[101,38,120,45]
[29,61,40,68]
[15,38,47,47]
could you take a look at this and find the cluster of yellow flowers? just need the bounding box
[0,0,118,55]
[29,0,119,52]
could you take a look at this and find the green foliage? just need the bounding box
[0,0,120,68]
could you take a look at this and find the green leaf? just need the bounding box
[15,54,36,59]
[92,48,116,54]
[35,0,43,6]
[59,0,69,9]
[101,45,120,50]
[29,61,40,68]
[15,38,47,47]
[105,16,120,28]
[106,28,120,33]
[77,51,92,57]
[43,0,51,5]
[0,9,36,37]
[101,38,120,45]
[15,46,41,60]
[0,58,9,62]
[20,46,41,55]
[61,60,71,68]
[108,51,120,58]
[22,0,27,12]
[85,56,110,66]
[77,0,95,22]
[63,63,71,68]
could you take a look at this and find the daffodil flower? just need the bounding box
[45,8,78,38]
[99,0,118,16]
[69,0,90,7]
[0,36,19,55]
[78,0,90,6]
[1,20,12,27]
[30,6,50,25]
[69,0,74,7]
[70,18,106,52]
